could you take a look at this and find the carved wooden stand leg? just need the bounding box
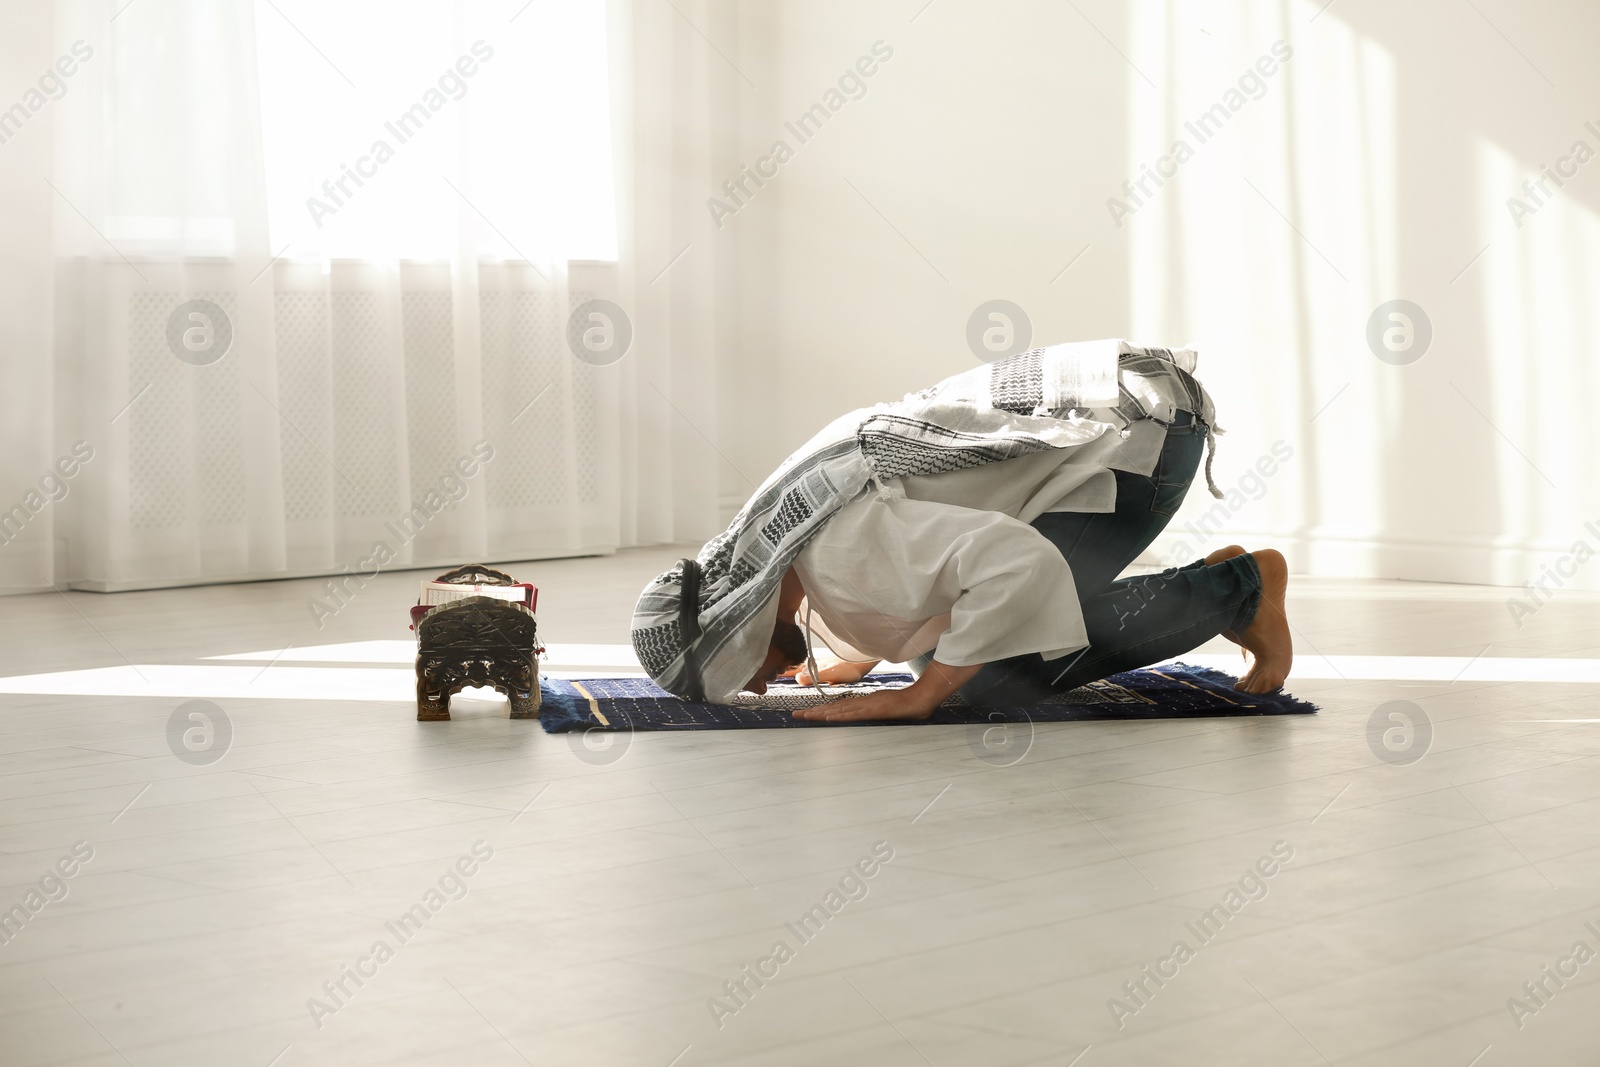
[508,655,541,719]
[416,670,451,721]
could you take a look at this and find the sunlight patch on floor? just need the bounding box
[3,651,1600,700]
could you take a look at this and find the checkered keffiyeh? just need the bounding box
[631,340,1208,703]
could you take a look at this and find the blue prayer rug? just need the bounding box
[537,663,1318,732]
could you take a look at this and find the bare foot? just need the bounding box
[1204,546,1249,649]
[1233,549,1293,693]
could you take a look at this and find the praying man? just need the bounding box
[631,341,1292,722]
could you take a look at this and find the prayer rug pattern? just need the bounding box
[537,664,1318,732]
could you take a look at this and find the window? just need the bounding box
[254,0,617,261]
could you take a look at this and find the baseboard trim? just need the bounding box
[1142,528,1600,593]
[63,546,618,594]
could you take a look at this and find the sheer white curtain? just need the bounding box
[0,2,61,595]
[4,0,730,594]
[605,0,734,549]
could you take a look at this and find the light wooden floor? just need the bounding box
[4,546,1600,1066]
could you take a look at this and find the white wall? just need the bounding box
[711,0,1600,596]
[717,0,1132,512]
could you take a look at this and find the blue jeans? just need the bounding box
[956,411,1265,704]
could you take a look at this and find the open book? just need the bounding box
[419,580,537,612]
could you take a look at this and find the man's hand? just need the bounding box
[791,686,936,722]
[784,658,881,686]
[792,658,983,722]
